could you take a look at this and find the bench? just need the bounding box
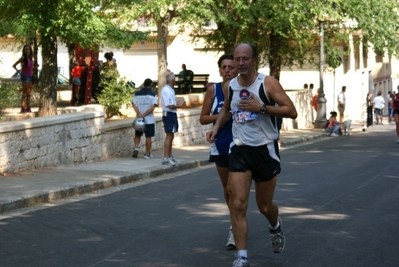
[150,74,210,94]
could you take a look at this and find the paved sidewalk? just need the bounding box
[2,122,368,214]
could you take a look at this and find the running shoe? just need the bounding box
[132,149,138,158]
[161,158,177,166]
[144,153,153,159]
[226,229,236,249]
[331,133,339,137]
[232,256,249,267]
[270,217,285,253]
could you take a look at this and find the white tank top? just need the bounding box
[229,73,279,146]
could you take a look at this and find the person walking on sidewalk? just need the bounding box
[391,91,399,143]
[373,91,385,124]
[337,86,346,124]
[12,44,38,113]
[161,71,185,165]
[132,78,158,159]
[207,43,297,267]
[199,54,238,249]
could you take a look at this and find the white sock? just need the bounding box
[270,221,280,231]
[237,250,248,258]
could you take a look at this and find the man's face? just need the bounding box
[219,59,238,82]
[233,45,255,76]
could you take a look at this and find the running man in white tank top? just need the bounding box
[206,43,297,267]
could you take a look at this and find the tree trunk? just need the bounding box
[269,31,283,81]
[38,34,58,117]
[156,13,172,104]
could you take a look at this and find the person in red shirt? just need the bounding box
[71,61,84,105]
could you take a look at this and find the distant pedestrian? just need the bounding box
[161,71,186,165]
[71,61,84,105]
[388,91,394,125]
[391,91,399,143]
[366,92,373,128]
[325,111,341,137]
[12,44,38,113]
[337,86,346,123]
[132,78,158,159]
[373,91,385,124]
[199,54,238,249]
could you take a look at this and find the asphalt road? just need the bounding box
[0,126,398,267]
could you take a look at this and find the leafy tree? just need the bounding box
[193,0,399,81]
[101,0,213,99]
[0,0,146,117]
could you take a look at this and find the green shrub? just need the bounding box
[0,81,21,119]
[96,68,136,118]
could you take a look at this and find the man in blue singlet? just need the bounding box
[207,43,298,267]
[200,54,238,249]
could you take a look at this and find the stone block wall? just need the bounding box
[0,112,104,173]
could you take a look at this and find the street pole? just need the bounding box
[314,20,327,129]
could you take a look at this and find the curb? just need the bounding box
[0,159,211,214]
[1,133,330,214]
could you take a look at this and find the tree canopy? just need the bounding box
[0,0,146,116]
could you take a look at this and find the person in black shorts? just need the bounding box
[200,54,238,248]
[207,43,298,267]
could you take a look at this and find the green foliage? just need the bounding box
[96,69,136,118]
[0,82,20,119]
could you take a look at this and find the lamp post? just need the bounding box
[314,20,327,129]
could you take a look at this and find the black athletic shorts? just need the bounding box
[228,141,281,182]
[209,154,229,168]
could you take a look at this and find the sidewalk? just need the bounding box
[3,118,375,214]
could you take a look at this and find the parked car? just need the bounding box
[10,71,70,85]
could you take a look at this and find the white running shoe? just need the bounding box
[232,256,249,267]
[331,133,339,137]
[226,229,236,249]
[144,153,153,159]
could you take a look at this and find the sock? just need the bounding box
[237,250,248,258]
[270,221,280,231]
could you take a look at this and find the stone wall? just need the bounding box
[0,89,312,174]
[0,108,212,173]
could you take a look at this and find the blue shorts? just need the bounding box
[21,75,33,83]
[135,124,155,138]
[209,154,229,168]
[73,77,81,85]
[374,108,383,116]
[229,141,281,182]
[162,112,178,133]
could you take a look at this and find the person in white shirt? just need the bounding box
[373,91,385,124]
[337,86,346,123]
[132,78,158,159]
[160,71,185,165]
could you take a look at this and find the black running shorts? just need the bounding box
[228,141,281,182]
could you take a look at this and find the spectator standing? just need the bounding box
[160,71,185,165]
[12,44,38,113]
[337,86,346,123]
[373,91,385,124]
[391,91,399,143]
[366,92,373,128]
[71,61,84,105]
[199,54,238,249]
[388,91,395,125]
[207,43,297,267]
[132,78,158,159]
